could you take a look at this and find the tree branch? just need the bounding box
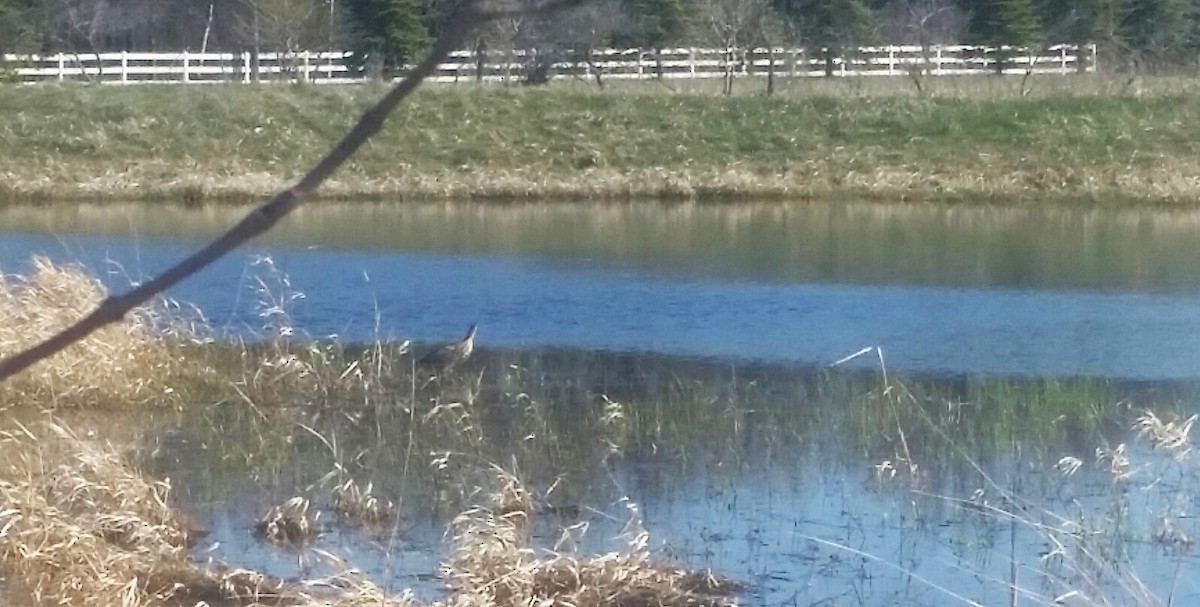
[0,0,550,382]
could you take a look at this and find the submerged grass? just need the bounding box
[855,359,1199,606]
[4,77,1200,204]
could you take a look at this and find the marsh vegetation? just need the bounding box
[0,257,1195,606]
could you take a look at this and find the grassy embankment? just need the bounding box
[4,75,1200,205]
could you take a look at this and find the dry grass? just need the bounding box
[0,422,193,604]
[0,420,428,607]
[0,421,292,606]
[0,257,189,410]
[0,260,407,604]
[446,469,739,607]
[0,423,739,607]
[1134,410,1196,457]
[331,480,398,527]
[255,497,322,546]
[0,255,388,415]
[8,161,1200,206]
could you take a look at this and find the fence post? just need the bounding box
[243,51,251,83]
[1060,45,1067,73]
[935,47,942,76]
[120,51,128,84]
[182,51,190,83]
[1091,44,1098,73]
[888,46,895,76]
[57,53,64,81]
[303,51,310,83]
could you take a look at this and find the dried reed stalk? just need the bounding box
[0,258,181,409]
[446,469,740,607]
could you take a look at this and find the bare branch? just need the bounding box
[0,0,551,382]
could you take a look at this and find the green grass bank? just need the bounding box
[4,76,1200,204]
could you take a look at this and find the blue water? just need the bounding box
[15,202,1192,607]
[162,414,1200,607]
[2,230,1198,379]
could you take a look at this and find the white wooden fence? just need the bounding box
[1,44,1096,85]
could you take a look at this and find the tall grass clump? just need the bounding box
[0,421,428,606]
[0,422,269,605]
[0,257,191,409]
[446,468,740,607]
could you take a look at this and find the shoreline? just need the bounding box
[0,164,1191,206]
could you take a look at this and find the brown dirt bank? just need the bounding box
[2,160,1198,206]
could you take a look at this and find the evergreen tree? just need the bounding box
[0,0,37,54]
[342,0,432,74]
[1040,0,1118,44]
[423,0,464,39]
[612,0,686,48]
[963,0,1042,72]
[1186,0,1200,54]
[1039,0,1118,71]
[966,0,1042,46]
[1120,0,1190,64]
[0,0,19,51]
[776,0,876,76]
[1002,0,1044,44]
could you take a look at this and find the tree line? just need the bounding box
[0,0,1193,73]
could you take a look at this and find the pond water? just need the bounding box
[2,201,1199,606]
[2,202,1200,379]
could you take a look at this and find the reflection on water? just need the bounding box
[146,349,1200,606]
[1,202,1200,378]
[4,201,1200,290]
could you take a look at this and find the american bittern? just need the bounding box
[418,323,477,376]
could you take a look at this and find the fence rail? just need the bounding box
[1,44,1097,85]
